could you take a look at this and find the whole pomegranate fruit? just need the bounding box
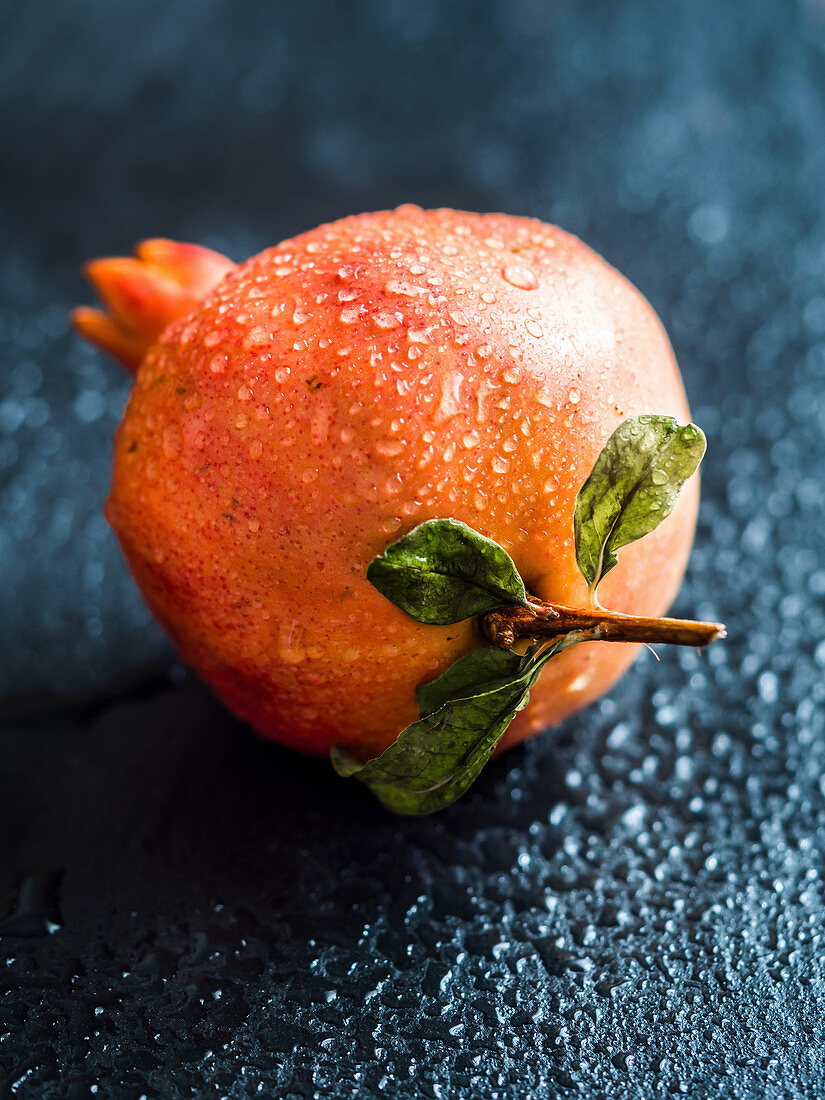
[75,206,698,760]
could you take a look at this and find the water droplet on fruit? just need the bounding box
[237,385,252,401]
[339,306,362,325]
[209,355,225,374]
[525,319,543,338]
[502,264,538,290]
[449,310,469,327]
[311,406,330,446]
[503,367,521,384]
[248,517,260,532]
[569,387,581,404]
[376,439,405,457]
[274,367,290,383]
[462,430,480,449]
[372,310,401,330]
[243,327,272,349]
[492,455,510,474]
[407,326,432,345]
[249,440,263,460]
[385,279,425,297]
[162,426,181,458]
[279,621,306,664]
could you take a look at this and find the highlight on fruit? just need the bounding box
[73,205,725,814]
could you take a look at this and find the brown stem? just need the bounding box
[480,597,726,650]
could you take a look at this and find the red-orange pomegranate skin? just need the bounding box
[93,207,697,758]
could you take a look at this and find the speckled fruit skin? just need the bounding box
[103,207,697,759]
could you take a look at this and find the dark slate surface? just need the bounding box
[3,1,825,1096]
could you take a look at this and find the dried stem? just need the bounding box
[480,597,726,650]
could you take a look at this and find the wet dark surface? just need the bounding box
[3,1,825,1096]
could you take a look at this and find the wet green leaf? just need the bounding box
[367,518,526,625]
[331,637,585,815]
[574,415,705,598]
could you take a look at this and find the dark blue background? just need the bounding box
[3,1,825,1096]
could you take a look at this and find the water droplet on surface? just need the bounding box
[525,319,543,338]
[569,388,581,404]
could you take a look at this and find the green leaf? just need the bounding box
[331,636,585,815]
[416,646,525,717]
[366,518,527,626]
[574,415,706,597]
